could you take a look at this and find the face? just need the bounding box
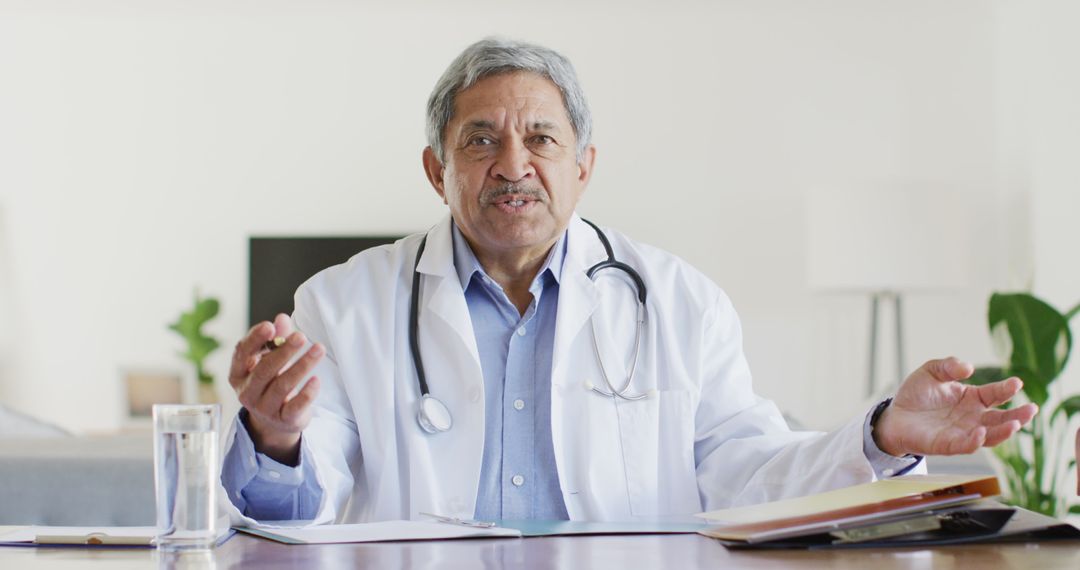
[423,72,596,261]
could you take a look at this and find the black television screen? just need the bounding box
[248,236,403,327]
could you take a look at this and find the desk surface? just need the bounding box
[2,532,1079,570]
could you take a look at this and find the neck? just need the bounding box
[471,240,557,316]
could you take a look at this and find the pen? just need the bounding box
[263,337,286,352]
[419,512,496,528]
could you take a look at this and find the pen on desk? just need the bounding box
[419,512,496,528]
[262,337,286,352]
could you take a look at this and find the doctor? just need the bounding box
[220,38,1037,524]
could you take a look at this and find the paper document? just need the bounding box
[237,520,522,544]
[697,474,1000,525]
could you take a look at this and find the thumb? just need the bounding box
[925,357,974,383]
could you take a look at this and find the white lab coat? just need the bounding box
[224,214,887,525]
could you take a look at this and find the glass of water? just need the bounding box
[153,404,220,551]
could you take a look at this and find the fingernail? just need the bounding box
[289,334,304,347]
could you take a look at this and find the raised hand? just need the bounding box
[227,313,324,465]
[872,357,1038,457]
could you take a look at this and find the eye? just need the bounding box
[468,135,495,146]
[530,135,555,145]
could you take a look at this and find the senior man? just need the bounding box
[220,38,1036,524]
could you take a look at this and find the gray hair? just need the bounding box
[425,37,592,164]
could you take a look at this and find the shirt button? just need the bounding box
[513,399,525,411]
[469,387,482,403]
[267,470,281,480]
[516,326,526,336]
[511,475,525,487]
[883,468,896,477]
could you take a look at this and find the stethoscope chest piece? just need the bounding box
[417,394,453,434]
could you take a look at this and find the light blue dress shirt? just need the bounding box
[453,224,569,520]
[220,225,919,521]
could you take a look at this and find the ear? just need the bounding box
[422,146,448,204]
[576,144,597,187]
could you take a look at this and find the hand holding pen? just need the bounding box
[226,313,324,466]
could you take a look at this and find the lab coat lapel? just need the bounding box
[414,216,482,369]
[410,216,485,517]
[551,215,606,384]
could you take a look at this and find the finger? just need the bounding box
[273,313,294,338]
[979,403,1038,428]
[982,420,1022,448]
[281,376,321,425]
[925,357,975,383]
[228,321,276,388]
[245,332,308,401]
[946,425,985,455]
[973,377,1023,407]
[258,343,325,409]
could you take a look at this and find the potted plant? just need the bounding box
[971,292,1080,518]
[168,291,222,404]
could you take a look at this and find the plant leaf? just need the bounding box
[988,293,1071,404]
[168,292,221,385]
[1051,395,1080,425]
[1070,505,1080,515]
[968,367,1006,386]
[1066,302,1080,321]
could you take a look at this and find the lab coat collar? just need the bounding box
[413,213,610,384]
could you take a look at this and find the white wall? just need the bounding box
[996,0,1080,408]
[0,0,1015,432]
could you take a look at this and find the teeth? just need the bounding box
[508,200,525,206]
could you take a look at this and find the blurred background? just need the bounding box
[0,0,1076,436]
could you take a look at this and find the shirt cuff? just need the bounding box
[238,408,307,487]
[862,400,923,478]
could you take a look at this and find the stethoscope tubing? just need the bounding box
[410,220,651,434]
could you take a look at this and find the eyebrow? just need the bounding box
[461,120,560,131]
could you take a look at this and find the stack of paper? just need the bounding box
[696,474,1003,546]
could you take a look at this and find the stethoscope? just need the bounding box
[409,219,650,434]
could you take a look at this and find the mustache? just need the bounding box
[479,183,546,205]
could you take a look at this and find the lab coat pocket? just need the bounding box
[616,388,698,516]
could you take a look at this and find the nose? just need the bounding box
[490,139,535,183]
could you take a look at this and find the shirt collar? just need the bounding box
[451,222,568,290]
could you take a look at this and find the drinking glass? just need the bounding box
[153,404,220,551]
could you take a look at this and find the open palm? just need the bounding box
[874,358,1039,457]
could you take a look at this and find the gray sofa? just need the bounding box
[0,406,155,525]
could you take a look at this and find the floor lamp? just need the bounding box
[806,186,969,397]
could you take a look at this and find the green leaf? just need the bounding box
[1011,364,1050,409]
[988,293,1071,405]
[168,292,221,385]
[1051,395,1080,424]
[1070,505,1080,515]
[1066,302,1080,321]
[968,367,1006,386]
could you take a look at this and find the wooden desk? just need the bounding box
[2,533,1079,570]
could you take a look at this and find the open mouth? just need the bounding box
[490,194,540,212]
